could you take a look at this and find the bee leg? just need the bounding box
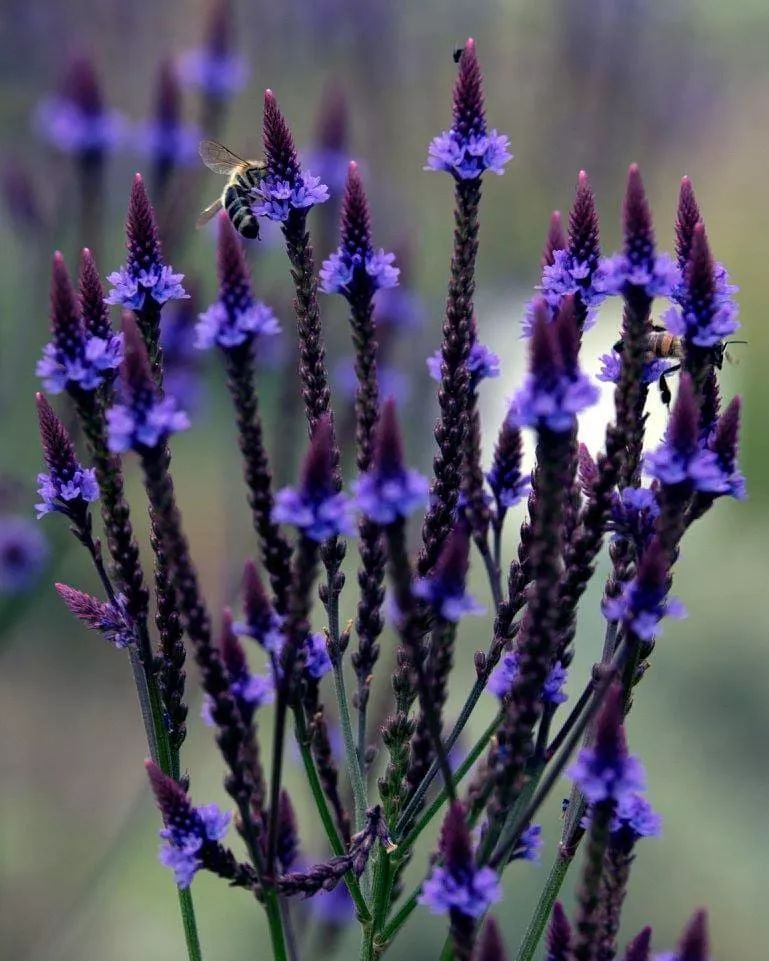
[659,373,672,409]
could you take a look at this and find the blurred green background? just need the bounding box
[1,1,767,959]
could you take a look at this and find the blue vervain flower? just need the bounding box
[487,651,567,705]
[427,341,501,388]
[35,393,99,520]
[201,612,274,725]
[413,525,484,622]
[487,413,531,511]
[177,0,249,99]
[56,583,134,649]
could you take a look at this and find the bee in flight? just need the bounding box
[197,140,267,240]
[614,327,746,406]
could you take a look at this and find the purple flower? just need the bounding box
[598,350,675,386]
[568,683,646,806]
[427,342,501,388]
[237,560,285,653]
[701,396,746,500]
[603,538,686,641]
[133,61,200,170]
[177,2,248,100]
[610,793,662,844]
[607,487,660,554]
[56,584,134,649]
[160,801,231,889]
[593,252,680,300]
[487,414,530,510]
[510,824,543,863]
[35,393,99,521]
[201,671,274,726]
[413,525,484,622]
[487,651,567,705]
[425,39,512,181]
[512,297,599,433]
[273,415,355,542]
[522,250,605,338]
[419,802,501,918]
[354,398,429,524]
[304,631,332,679]
[0,516,48,594]
[321,247,399,296]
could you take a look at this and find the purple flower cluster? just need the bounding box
[237,560,285,653]
[196,300,280,351]
[413,526,484,623]
[107,396,190,453]
[597,350,675,387]
[177,0,248,101]
[0,517,48,594]
[593,252,680,300]
[523,249,605,337]
[56,584,135,649]
[252,173,330,223]
[201,671,274,726]
[610,793,663,845]
[36,465,99,519]
[425,39,511,181]
[427,342,501,389]
[486,414,530,510]
[321,248,399,297]
[304,631,332,680]
[510,824,543,864]
[607,487,660,555]
[512,298,599,433]
[487,651,568,705]
[159,802,231,889]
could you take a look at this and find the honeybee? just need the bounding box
[196,140,267,240]
[614,327,746,406]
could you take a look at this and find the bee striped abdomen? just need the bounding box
[224,182,259,239]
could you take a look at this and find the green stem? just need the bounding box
[515,850,574,961]
[294,707,371,922]
[361,848,393,961]
[378,887,420,947]
[263,887,289,961]
[177,889,203,961]
[333,656,369,833]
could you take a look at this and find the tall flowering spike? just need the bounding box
[255,90,329,223]
[354,397,429,523]
[306,82,350,195]
[420,802,501,918]
[273,414,354,541]
[177,0,248,99]
[195,214,281,351]
[675,910,709,961]
[105,174,188,311]
[145,759,231,889]
[706,396,746,498]
[604,536,685,640]
[79,248,111,340]
[568,682,646,804]
[475,918,507,961]
[106,314,189,453]
[665,222,739,350]
[569,171,600,267]
[136,61,199,176]
[594,164,679,300]
[219,609,248,678]
[675,177,701,269]
[55,582,133,649]
[623,927,652,961]
[35,393,99,519]
[426,39,512,179]
[645,374,729,493]
[542,211,567,268]
[487,413,530,511]
[320,162,399,297]
[413,524,484,622]
[202,609,274,726]
[276,789,299,872]
[546,902,572,961]
[238,559,283,652]
[513,296,599,433]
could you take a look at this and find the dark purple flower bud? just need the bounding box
[413,524,484,622]
[645,375,730,493]
[79,248,112,341]
[607,486,660,554]
[427,341,501,388]
[106,174,188,310]
[546,902,572,961]
[277,789,299,873]
[542,210,567,268]
[34,56,126,158]
[353,398,429,524]
[664,223,740,349]
[568,683,646,804]
[426,39,512,180]
[236,559,284,653]
[273,414,354,541]
[594,165,680,300]
[419,801,501,918]
[657,910,710,961]
[202,610,274,726]
[475,918,508,961]
[512,297,599,433]
[487,413,530,511]
[675,177,701,270]
[603,536,685,640]
[487,651,567,705]
[146,759,231,889]
[255,90,329,223]
[0,516,48,594]
[177,0,249,98]
[623,927,652,961]
[37,252,122,394]
[35,393,99,519]
[106,315,189,452]
[196,214,281,351]
[569,170,600,269]
[135,61,200,169]
[56,582,134,648]
[320,162,399,297]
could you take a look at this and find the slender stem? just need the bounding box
[492,515,505,576]
[476,536,502,610]
[266,698,289,876]
[333,656,369,834]
[294,707,371,922]
[515,849,574,961]
[379,888,420,946]
[262,887,289,961]
[361,848,393,961]
[176,889,203,961]
[545,679,594,761]
[357,701,368,771]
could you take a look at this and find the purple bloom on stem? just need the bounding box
[427,341,501,388]
[419,802,501,917]
[703,396,746,500]
[510,824,543,863]
[202,611,274,726]
[107,316,190,453]
[273,414,355,541]
[568,683,646,805]
[56,583,134,649]
[611,793,663,844]
[598,350,675,386]
[35,393,99,520]
[413,525,484,622]
[425,39,512,180]
[237,559,285,653]
[0,517,48,594]
[146,760,231,889]
[487,651,567,705]
[512,297,599,433]
[134,62,201,168]
[302,83,350,196]
[607,486,660,554]
[487,413,530,510]
[354,398,429,524]
[106,174,188,310]
[603,537,686,641]
[196,214,281,351]
[177,0,249,99]
[304,631,332,679]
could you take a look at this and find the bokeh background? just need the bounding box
[1,1,767,959]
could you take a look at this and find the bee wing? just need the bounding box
[196,197,224,228]
[198,140,247,174]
